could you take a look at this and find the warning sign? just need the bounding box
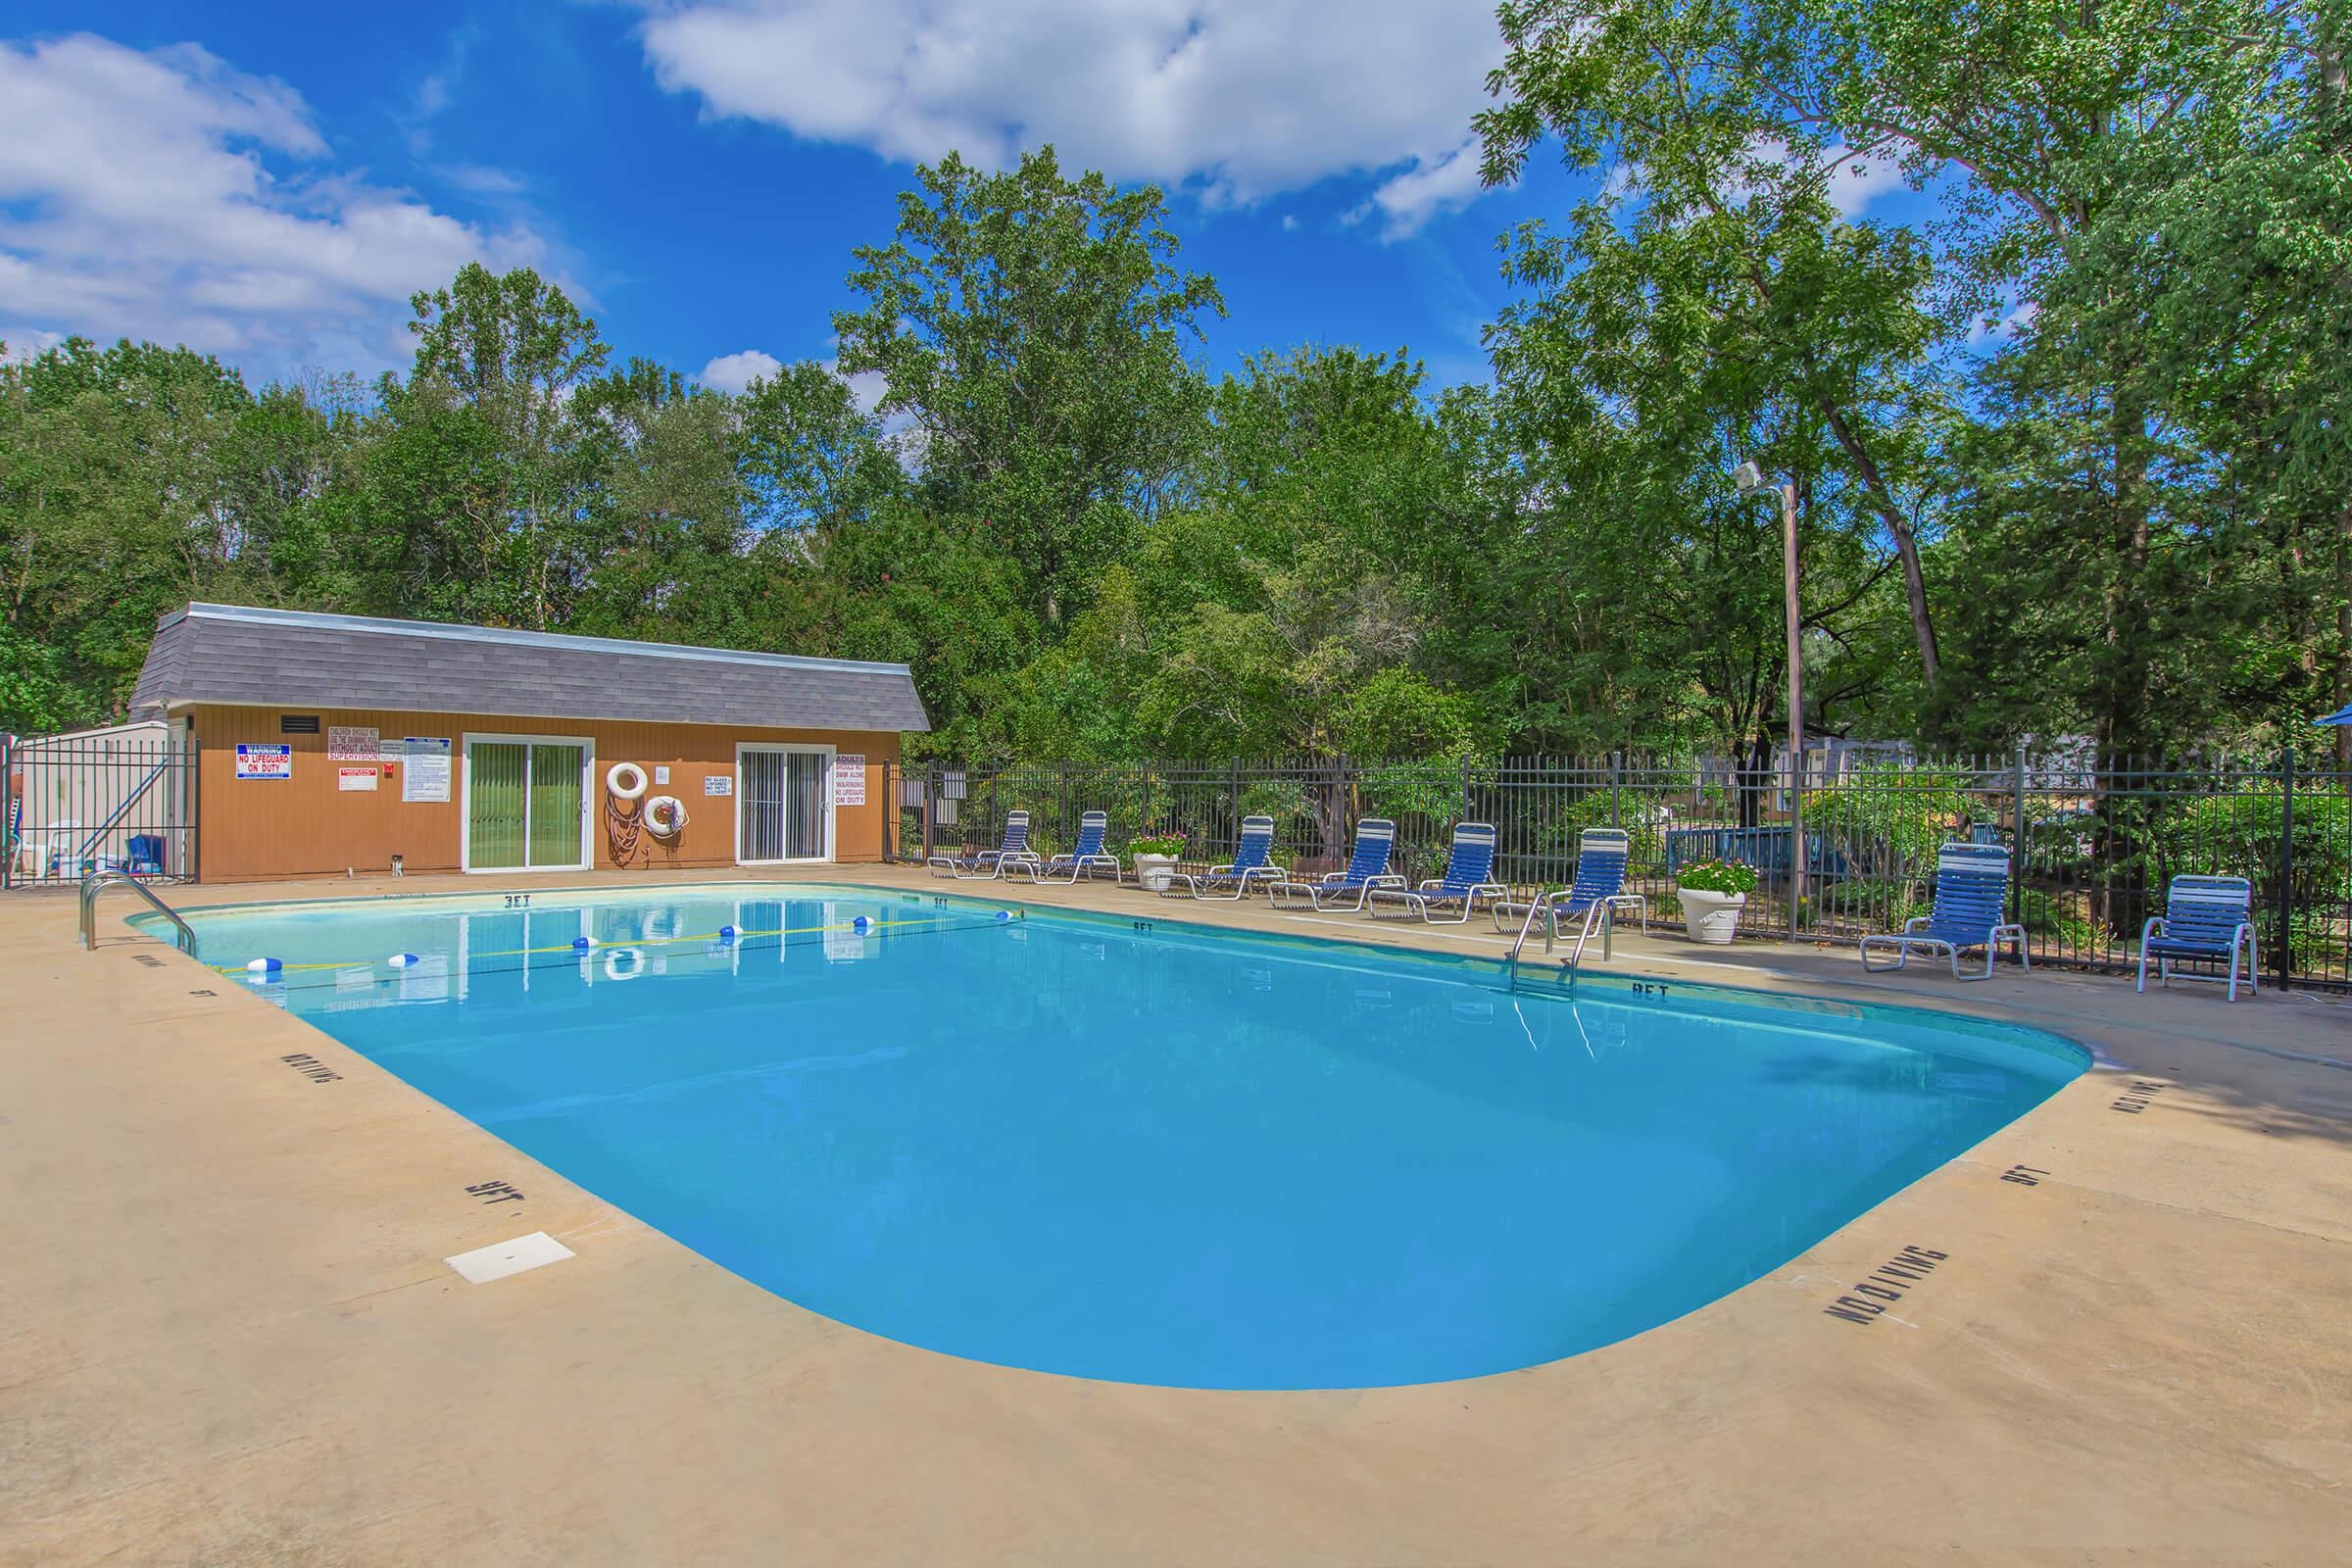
[338,766,378,792]
[235,744,292,780]
[328,725,379,760]
[832,754,865,806]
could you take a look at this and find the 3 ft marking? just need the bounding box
[280,1053,342,1084]
[2000,1164,2051,1186]
[2111,1080,2167,1114]
[466,1179,524,1205]
[504,893,532,908]
[1823,1245,1948,1325]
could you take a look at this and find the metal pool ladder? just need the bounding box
[1502,891,1614,997]
[78,870,198,957]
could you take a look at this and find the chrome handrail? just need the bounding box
[1503,889,1611,997]
[78,870,198,956]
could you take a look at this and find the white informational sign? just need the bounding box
[327,724,380,760]
[338,766,378,792]
[654,765,670,785]
[234,743,292,781]
[704,775,732,797]
[832,754,865,806]
[402,737,451,803]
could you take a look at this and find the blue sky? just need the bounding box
[2,4,1949,403]
[0,2,1606,396]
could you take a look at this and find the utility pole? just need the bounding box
[1735,461,1805,923]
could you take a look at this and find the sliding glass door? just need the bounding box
[466,736,589,871]
[737,744,833,863]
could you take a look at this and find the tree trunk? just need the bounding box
[1820,401,1938,690]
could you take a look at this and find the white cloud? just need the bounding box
[632,0,1505,215]
[0,33,553,374]
[1350,137,1486,239]
[1820,144,1906,218]
[1966,298,2037,349]
[700,347,783,391]
[1728,136,1906,220]
[834,365,889,417]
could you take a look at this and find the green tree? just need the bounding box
[834,146,1224,627]
[394,263,611,629]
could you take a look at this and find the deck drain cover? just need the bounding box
[445,1231,574,1284]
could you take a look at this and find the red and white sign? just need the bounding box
[831,754,865,806]
[327,724,379,760]
[338,766,378,792]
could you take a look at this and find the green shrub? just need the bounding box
[2018,888,2102,954]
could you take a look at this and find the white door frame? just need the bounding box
[734,741,836,864]
[461,732,595,873]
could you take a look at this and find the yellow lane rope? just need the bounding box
[211,911,1014,975]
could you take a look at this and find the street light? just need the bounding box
[1734,460,1804,921]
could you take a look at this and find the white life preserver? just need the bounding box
[606,761,649,802]
[643,795,688,837]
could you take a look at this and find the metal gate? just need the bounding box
[2,723,198,889]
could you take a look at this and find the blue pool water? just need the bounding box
[171,885,2084,1390]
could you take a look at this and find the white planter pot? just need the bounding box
[1677,889,1746,946]
[1132,853,1178,892]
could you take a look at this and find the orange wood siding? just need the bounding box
[186,706,900,882]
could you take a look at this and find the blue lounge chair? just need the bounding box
[926,808,1040,880]
[2137,874,2258,1002]
[1369,822,1507,923]
[1004,810,1120,884]
[1860,842,2029,980]
[1162,814,1289,900]
[1489,827,1648,938]
[1269,818,1403,911]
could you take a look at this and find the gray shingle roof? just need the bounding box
[128,605,931,733]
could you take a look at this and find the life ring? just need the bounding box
[606,761,649,801]
[643,795,688,837]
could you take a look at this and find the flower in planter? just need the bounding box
[1676,858,1759,896]
[1128,830,1189,858]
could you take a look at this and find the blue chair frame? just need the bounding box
[2136,874,2258,1002]
[1369,822,1507,924]
[926,809,1040,880]
[1162,814,1289,900]
[1859,842,2029,980]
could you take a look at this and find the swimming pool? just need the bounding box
[170,884,2085,1390]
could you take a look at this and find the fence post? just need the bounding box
[1609,751,1622,830]
[2278,747,2295,991]
[1,732,12,891]
[922,760,937,861]
[1788,748,1805,940]
[2011,745,2028,925]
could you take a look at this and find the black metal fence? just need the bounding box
[884,752,2352,990]
[1,726,197,889]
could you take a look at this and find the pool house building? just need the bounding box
[124,603,930,882]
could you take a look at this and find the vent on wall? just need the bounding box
[280,714,320,734]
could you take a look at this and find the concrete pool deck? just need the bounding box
[7,866,2350,1565]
